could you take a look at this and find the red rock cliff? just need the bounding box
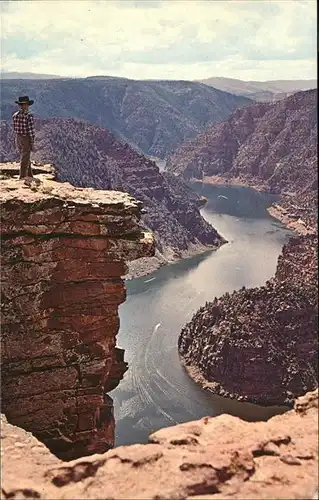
[167,90,318,230]
[0,164,154,460]
[167,89,317,191]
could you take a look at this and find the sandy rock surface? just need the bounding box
[1,390,318,500]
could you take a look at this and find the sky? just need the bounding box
[0,0,317,81]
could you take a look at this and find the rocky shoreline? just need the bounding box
[267,203,316,236]
[192,175,316,236]
[125,175,313,280]
[198,175,269,193]
[167,89,317,236]
[125,239,225,280]
[178,231,318,406]
[125,254,166,280]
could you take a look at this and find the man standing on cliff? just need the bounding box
[12,96,35,179]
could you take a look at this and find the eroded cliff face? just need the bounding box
[167,90,318,231]
[1,390,318,500]
[178,234,318,406]
[167,90,317,189]
[0,164,154,460]
[0,119,224,278]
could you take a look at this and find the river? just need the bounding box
[111,183,293,447]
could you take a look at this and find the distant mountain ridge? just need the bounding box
[0,77,250,158]
[198,77,317,102]
[1,71,64,79]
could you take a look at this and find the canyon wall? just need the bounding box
[167,89,317,189]
[164,88,318,408]
[178,234,318,406]
[0,164,154,459]
[1,390,318,500]
[0,119,224,278]
[0,77,250,158]
[167,90,317,231]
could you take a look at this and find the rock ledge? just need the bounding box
[1,390,318,499]
[1,164,154,459]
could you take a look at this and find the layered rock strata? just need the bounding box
[1,390,318,500]
[0,120,225,279]
[178,234,318,406]
[167,90,318,232]
[0,164,154,459]
[167,90,317,187]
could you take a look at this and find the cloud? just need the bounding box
[1,0,317,80]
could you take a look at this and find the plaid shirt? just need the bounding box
[12,110,35,144]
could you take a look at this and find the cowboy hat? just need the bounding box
[15,95,34,105]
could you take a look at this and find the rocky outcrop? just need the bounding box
[178,234,318,406]
[0,120,225,278]
[1,390,318,500]
[0,77,250,158]
[275,235,318,289]
[0,164,154,460]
